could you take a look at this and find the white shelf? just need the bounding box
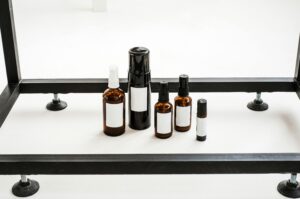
[1,92,300,154]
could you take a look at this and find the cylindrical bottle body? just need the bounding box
[128,47,151,130]
[174,96,192,132]
[196,99,207,141]
[196,116,207,141]
[103,88,125,136]
[128,84,151,130]
[154,102,173,139]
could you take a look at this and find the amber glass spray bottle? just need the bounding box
[174,75,192,132]
[103,66,125,136]
[155,82,173,139]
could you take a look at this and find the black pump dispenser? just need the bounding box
[159,82,169,102]
[129,47,150,86]
[128,47,151,130]
[178,74,189,97]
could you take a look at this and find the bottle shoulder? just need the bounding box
[155,101,173,112]
[174,95,192,106]
[103,88,125,102]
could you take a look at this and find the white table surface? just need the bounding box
[1,92,300,154]
[1,0,300,198]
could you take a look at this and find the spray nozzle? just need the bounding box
[108,65,119,88]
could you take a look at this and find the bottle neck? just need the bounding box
[158,99,169,103]
[128,72,151,87]
[178,88,188,97]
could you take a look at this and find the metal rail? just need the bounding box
[19,77,296,93]
[0,153,299,175]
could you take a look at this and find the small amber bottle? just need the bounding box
[103,66,125,136]
[154,82,173,139]
[174,75,192,132]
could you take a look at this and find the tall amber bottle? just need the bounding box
[103,66,125,136]
[174,75,192,132]
[155,82,173,139]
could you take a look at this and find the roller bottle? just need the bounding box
[196,99,207,141]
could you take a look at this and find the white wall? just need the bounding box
[11,0,300,79]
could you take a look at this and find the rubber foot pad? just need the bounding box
[247,99,268,111]
[46,99,67,111]
[278,180,300,198]
[12,179,40,197]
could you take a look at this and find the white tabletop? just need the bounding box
[1,92,300,154]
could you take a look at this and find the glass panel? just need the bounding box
[12,0,300,78]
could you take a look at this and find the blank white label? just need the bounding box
[196,118,207,137]
[106,103,123,128]
[130,87,147,112]
[157,112,172,134]
[176,106,191,127]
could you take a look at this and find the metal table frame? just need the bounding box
[1,0,300,197]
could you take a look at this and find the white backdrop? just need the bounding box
[10,0,300,79]
[1,0,300,198]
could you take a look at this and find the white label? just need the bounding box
[157,112,172,134]
[176,106,191,127]
[106,103,123,128]
[130,87,147,112]
[196,118,207,137]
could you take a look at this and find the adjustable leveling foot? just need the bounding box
[12,175,39,197]
[278,173,300,198]
[46,93,67,111]
[247,92,268,111]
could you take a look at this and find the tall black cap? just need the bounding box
[128,47,150,86]
[129,47,150,73]
[158,81,169,102]
[178,74,189,97]
[197,99,207,118]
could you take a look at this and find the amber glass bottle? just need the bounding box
[174,75,192,132]
[155,82,173,139]
[103,66,125,136]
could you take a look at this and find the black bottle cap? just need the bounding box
[197,135,207,141]
[158,81,169,102]
[128,47,151,87]
[178,74,189,97]
[197,99,207,118]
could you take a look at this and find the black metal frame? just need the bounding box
[1,0,300,176]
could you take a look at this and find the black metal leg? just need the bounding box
[278,173,300,198]
[12,175,39,197]
[247,92,268,111]
[0,84,19,128]
[46,93,67,111]
[0,0,22,84]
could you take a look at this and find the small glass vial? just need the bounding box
[154,82,173,139]
[174,75,192,132]
[103,66,125,136]
[196,99,207,141]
